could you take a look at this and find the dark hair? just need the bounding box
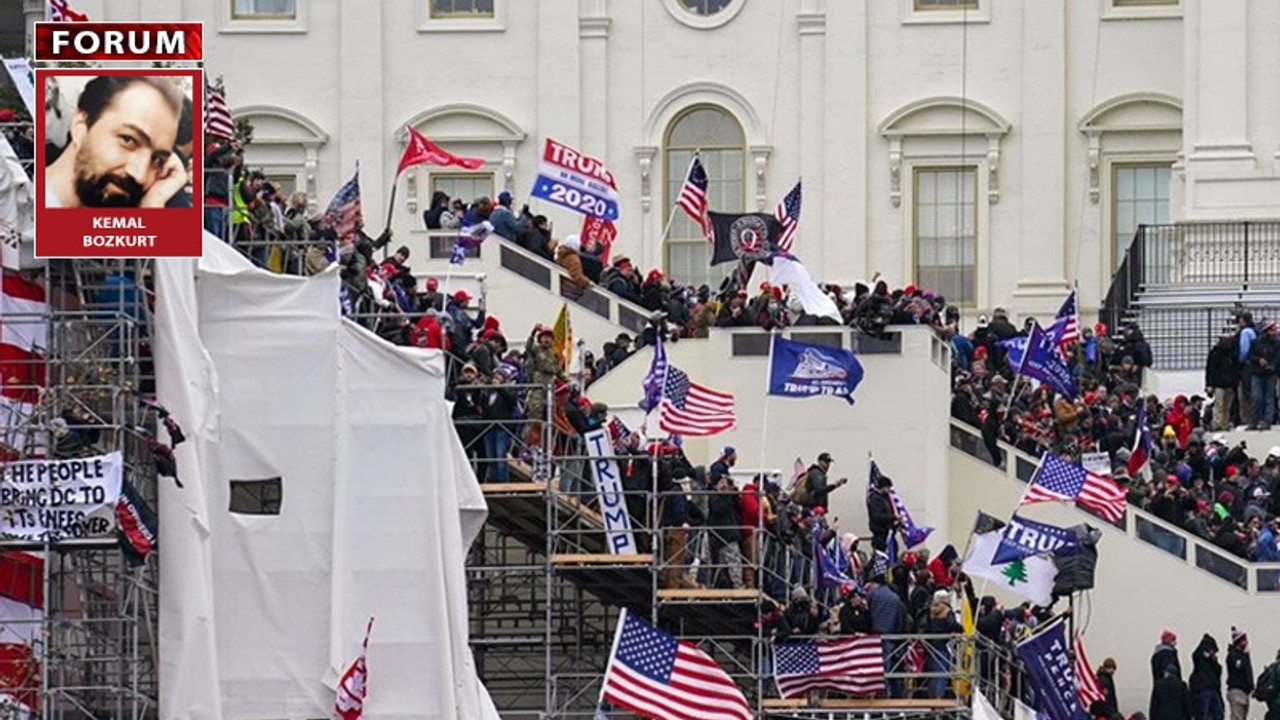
[176,96,193,147]
[78,75,184,128]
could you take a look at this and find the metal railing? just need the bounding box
[950,419,1280,592]
[1102,221,1280,331]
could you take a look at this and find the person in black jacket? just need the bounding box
[1225,628,1253,720]
[1249,320,1280,429]
[707,474,744,589]
[866,471,898,552]
[1097,657,1121,719]
[480,366,520,483]
[805,452,849,512]
[1152,664,1193,720]
[449,363,486,469]
[423,190,450,229]
[1206,331,1242,431]
[838,589,872,634]
[1153,631,1183,684]
[1189,634,1224,720]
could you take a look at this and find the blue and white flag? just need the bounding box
[815,536,857,591]
[1015,619,1088,720]
[768,336,864,405]
[1017,323,1077,399]
[993,515,1082,564]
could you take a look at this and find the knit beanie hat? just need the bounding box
[1161,629,1177,645]
[1231,627,1247,646]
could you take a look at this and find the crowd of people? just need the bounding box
[1144,627,1280,720]
[949,310,1280,564]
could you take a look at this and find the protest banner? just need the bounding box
[0,451,124,541]
[583,428,636,554]
[530,138,620,221]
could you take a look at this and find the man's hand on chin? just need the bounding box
[138,155,188,208]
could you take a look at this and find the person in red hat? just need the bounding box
[420,277,445,311]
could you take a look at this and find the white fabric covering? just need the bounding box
[156,233,498,720]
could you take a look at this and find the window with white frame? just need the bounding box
[914,167,977,305]
[233,0,297,19]
[429,173,494,259]
[1112,163,1171,268]
[664,107,743,290]
[430,0,494,18]
[914,0,978,9]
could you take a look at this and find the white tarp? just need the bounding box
[156,233,498,720]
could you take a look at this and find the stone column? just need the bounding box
[797,0,825,270]
[1012,0,1069,308]
[338,0,384,227]
[1184,0,1252,168]
[578,0,610,159]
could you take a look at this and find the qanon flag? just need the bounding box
[1015,618,1088,720]
[993,515,1082,564]
[709,211,782,266]
[768,336,864,405]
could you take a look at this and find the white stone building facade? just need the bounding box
[27,0,1280,317]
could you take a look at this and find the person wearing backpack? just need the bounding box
[1256,648,1280,720]
[1225,627,1254,720]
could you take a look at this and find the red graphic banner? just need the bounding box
[34,22,203,62]
[34,68,203,259]
[580,215,616,263]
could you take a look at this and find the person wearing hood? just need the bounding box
[1189,634,1224,720]
[1153,631,1183,684]
[555,234,593,298]
[1224,628,1253,720]
[1151,663,1192,720]
[423,190,450,229]
[928,544,960,588]
[921,596,963,698]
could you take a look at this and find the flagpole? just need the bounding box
[383,175,398,234]
[758,331,776,488]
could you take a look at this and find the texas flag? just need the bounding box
[1126,402,1152,479]
[395,126,484,176]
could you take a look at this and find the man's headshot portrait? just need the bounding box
[44,75,192,209]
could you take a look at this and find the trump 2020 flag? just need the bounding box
[1017,322,1077,399]
[335,617,374,720]
[1016,618,1088,720]
[768,336,864,405]
[601,609,751,720]
[993,515,1083,565]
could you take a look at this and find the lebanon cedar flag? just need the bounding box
[1074,635,1107,709]
[1,271,47,460]
[396,126,484,176]
[335,617,374,720]
[0,551,43,714]
[601,609,751,720]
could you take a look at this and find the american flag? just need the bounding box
[325,167,363,249]
[775,635,886,698]
[773,180,802,252]
[641,333,736,436]
[1023,453,1126,522]
[677,156,711,242]
[601,610,751,720]
[47,0,88,21]
[1050,290,1079,349]
[203,77,235,140]
[1074,635,1107,709]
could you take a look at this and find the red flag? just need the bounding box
[396,126,483,176]
[48,0,88,21]
[580,215,616,263]
[335,617,374,720]
[1074,635,1107,708]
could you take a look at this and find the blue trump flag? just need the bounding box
[993,514,1083,564]
[1018,323,1077,399]
[1016,618,1087,720]
[768,336,864,405]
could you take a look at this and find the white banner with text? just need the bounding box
[0,452,124,541]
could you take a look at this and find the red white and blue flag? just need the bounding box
[677,156,711,242]
[1050,290,1079,350]
[325,166,363,252]
[203,77,235,141]
[641,335,736,437]
[1126,402,1152,479]
[1023,453,1126,522]
[775,635,886,698]
[601,609,751,720]
[47,0,88,21]
[773,180,802,252]
[0,551,42,715]
[1074,635,1107,709]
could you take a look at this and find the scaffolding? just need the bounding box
[2,258,159,720]
[459,390,1010,720]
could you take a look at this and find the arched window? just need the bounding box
[664,106,744,289]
